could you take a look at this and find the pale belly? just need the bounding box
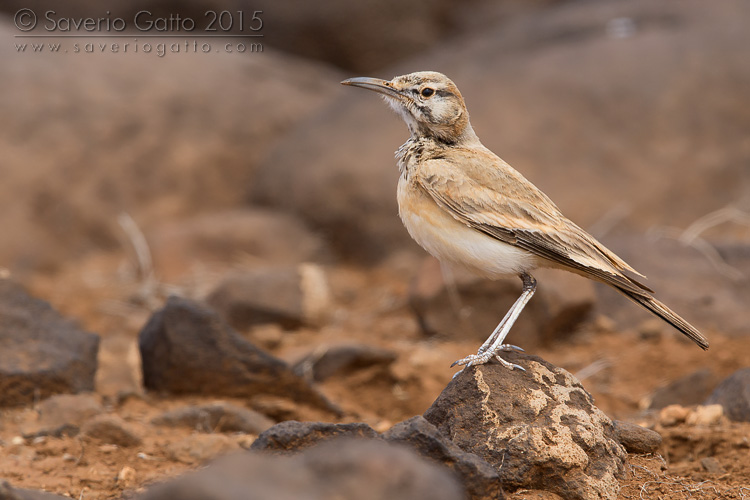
[397,177,538,279]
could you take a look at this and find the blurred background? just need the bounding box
[3,0,750,436]
[2,0,750,496]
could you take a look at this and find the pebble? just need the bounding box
[658,405,690,427]
[686,405,724,426]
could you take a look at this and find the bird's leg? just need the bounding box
[452,273,537,371]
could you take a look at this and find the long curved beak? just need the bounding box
[341,77,406,101]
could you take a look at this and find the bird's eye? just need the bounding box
[420,87,435,98]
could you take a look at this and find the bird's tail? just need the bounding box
[617,288,709,350]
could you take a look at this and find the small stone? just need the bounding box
[82,415,142,447]
[686,405,724,426]
[151,403,274,435]
[658,404,690,427]
[117,466,137,487]
[612,420,662,454]
[11,436,25,446]
[166,434,240,465]
[705,367,750,422]
[250,421,379,454]
[22,393,103,438]
[293,343,397,382]
[700,456,726,475]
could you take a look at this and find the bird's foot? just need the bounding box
[476,344,524,355]
[450,346,525,376]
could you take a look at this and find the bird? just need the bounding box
[341,71,709,371]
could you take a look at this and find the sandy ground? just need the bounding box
[0,251,747,499]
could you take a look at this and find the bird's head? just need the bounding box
[341,71,476,145]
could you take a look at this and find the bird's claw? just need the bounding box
[477,344,524,354]
[450,350,525,372]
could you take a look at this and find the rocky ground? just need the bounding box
[2,0,750,498]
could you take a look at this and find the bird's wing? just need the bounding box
[416,151,652,296]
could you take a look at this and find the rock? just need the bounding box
[0,480,71,500]
[595,236,750,337]
[166,434,240,465]
[700,456,727,475]
[647,369,717,410]
[250,421,378,454]
[247,0,548,72]
[137,439,465,500]
[0,280,99,407]
[409,259,594,348]
[138,296,338,415]
[705,368,750,422]
[685,405,724,427]
[251,0,750,267]
[297,439,465,500]
[424,353,626,500]
[0,18,341,273]
[383,416,504,500]
[206,264,331,330]
[152,403,274,434]
[293,343,397,382]
[612,420,662,454]
[658,405,690,427]
[22,393,103,438]
[116,466,137,488]
[81,414,142,447]
[507,493,564,500]
[149,209,330,282]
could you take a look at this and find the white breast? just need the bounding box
[397,176,537,279]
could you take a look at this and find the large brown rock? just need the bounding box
[0,280,99,407]
[138,296,338,415]
[232,0,561,72]
[594,235,750,336]
[0,18,341,273]
[206,265,331,330]
[410,259,595,349]
[148,209,331,282]
[251,0,750,262]
[705,368,750,422]
[424,354,626,500]
[137,439,466,500]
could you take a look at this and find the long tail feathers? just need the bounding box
[618,288,709,350]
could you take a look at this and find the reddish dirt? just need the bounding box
[2,251,749,499]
